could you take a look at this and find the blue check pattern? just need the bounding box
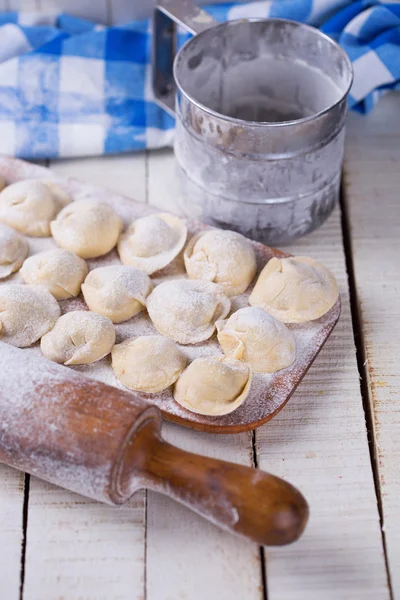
[0,2,399,158]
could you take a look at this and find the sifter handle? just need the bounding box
[153,0,218,115]
[118,421,309,546]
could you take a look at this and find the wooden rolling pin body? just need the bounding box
[0,343,308,546]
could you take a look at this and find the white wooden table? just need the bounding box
[0,92,399,600]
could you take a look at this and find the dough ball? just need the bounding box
[184,229,257,296]
[82,265,153,323]
[112,335,186,393]
[0,179,59,237]
[41,310,115,365]
[174,357,252,416]
[217,306,296,373]
[51,199,123,259]
[0,176,6,192]
[20,248,88,300]
[118,213,187,274]
[147,279,231,344]
[0,223,29,280]
[0,284,60,347]
[249,256,339,323]
[44,181,72,211]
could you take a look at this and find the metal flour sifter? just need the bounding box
[153,0,353,244]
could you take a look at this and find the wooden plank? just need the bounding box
[24,483,146,600]
[146,150,263,600]
[22,154,148,600]
[149,147,389,598]
[344,91,400,598]
[258,208,390,599]
[146,427,263,600]
[0,467,25,600]
[0,160,48,600]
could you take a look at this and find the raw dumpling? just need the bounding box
[51,199,123,259]
[249,256,339,323]
[174,357,252,416]
[41,311,115,365]
[20,248,88,300]
[147,279,231,344]
[184,229,257,296]
[0,179,60,237]
[0,223,29,280]
[82,265,153,323]
[217,307,296,373]
[0,284,60,347]
[112,335,186,393]
[118,213,187,274]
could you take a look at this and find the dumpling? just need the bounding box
[0,179,60,237]
[0,176,5,192]
[20,248,88,300]
[0,223,29,280]
[174,357,252,416]
[146,279,231,344]
[51,199,123,259]
[118,213,187,274]
[217,307,296,373]
[44,181,72,211]
[184,229,257,296]
[81,265,153,323]
[112,335,186,393]
[0,284,60,347]
[249,256,339,323]
[41,311,115,365]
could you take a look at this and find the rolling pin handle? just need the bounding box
[117,421,309,546]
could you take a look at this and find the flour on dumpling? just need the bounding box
[0,284,60,347]
[82,265,153,323]
[174,357,252,416]
[146,279,230,344]
[0,180,60,237]
[0,224,28,280]
[21,248,88,300]
[249,256,339,323]
[118,213,187,274]
[217,306,296,373]
[41,311,115,365]
[51,199,123,259]
[112,335,186,393]
[184,229,257,296]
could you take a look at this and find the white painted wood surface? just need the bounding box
[260,209,389,599]
[21,156,148,600]
[344,92,400,598]
[0,467,25,600]
[146,427,262,600]
[0,102,398,598]
[24,483,147,600]
[146,149,390,599]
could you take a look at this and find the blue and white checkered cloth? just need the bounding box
[0,1,399,158]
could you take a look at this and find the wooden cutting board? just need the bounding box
[0,156,341,433]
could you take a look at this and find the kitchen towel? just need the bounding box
[0,1,399,158]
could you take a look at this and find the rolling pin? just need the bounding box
[0,342,308,546]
